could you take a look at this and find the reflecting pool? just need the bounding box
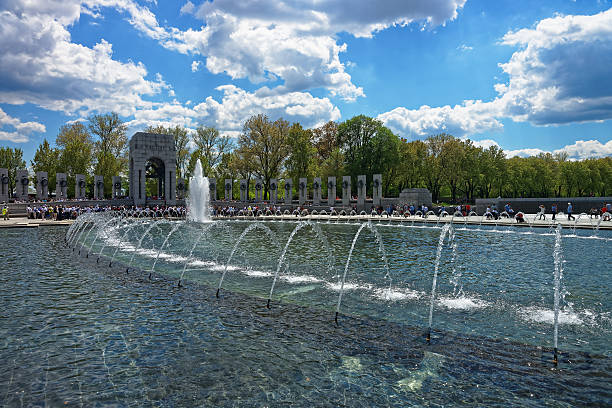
[1,219,610,406]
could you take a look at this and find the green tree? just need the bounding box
[89,112,128,197]
[31,139,60,194]
[193,126,233,174]
[56,122,94,198]
[144,125,191,179]
[239,114,289,200]
[0,147,26,198]
[286,123,316,184]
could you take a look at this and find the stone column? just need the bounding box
[56,173,68,200]
[313,177,321,206]
[255,179,263,202]
[239,179,248,202]
[36,172,48,200]
[0,168,9,203]
[224,179,232,201]
[112,176,122,199]
[298,178,307,205]
[75,174,86,199]
[373,174,382,206]
[269,179,278,202]
[164,159,176,205]
[16,170,29,201]
[94,175,104,199]
[176,178,186,200]
[327,176,336,207]
[284,179,293,205]
[357,175,366,207]
[209,178,217,201]
[342,176,351,207]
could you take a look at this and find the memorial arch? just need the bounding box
[129,132,176,206]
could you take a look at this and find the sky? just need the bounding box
[1,0,612,164]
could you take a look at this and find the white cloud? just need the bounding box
[126,84,340,138]
[0,108,46,134]
[0,0,168,116]
[103,0,465,101]
[496,8,612,125]
[0,130,30,143]
[379,8,612,144]
[191,60,201,72]
[471,138,612,160]
[378,100,503,138]
[458,44,473,51]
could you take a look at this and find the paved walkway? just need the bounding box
[1,214,610,230]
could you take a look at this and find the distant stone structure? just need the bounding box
[254,178,263,202]
[209,178,217,201]
[270,179,278,202]
[284,179,292,205]
[56,173,68,200]
[112,176,122,199]
[357,175,366,207]
[313,177,321,206]
[342,176,351,207]
[327,177,336,206]
[239,179,248,202]
[0,168,9,203]
[373,174,382,206]
[94,175,104,200]
[75,174,86,199]
[224,179,232,201]
[176,178,186,200]
[36,172,48,200]
[398,188,433,208]
[298,178,307,205]
[129,132,176,206]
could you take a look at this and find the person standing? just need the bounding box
[567,202,575,221]
[551,203,557,221]
[537,204,546,220]
[2,205,8,220]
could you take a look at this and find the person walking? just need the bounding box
[567,202,575,221]
[537,204,546,220]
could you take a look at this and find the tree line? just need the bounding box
[1,112,610,202]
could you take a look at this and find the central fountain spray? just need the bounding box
[187,160,211,223]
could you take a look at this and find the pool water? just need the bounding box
[1,221,611,406]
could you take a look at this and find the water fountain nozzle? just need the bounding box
[266,299,271,309]
[335,311,339,325]
[553,348,558,365]
[216,288,220,298]
[426,328,431,343]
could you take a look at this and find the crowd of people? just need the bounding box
[25,204,188,220]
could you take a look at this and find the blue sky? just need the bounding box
[1,0,611,163]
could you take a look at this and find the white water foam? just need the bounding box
[438,296,489,310]
[520,306,584,325]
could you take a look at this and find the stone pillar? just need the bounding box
[56,173,68,200]
[313,177,321,206]
[342,176,351,207]
[224,179,232,201]
[254,179,263,202]
[357,175,366,207]
[284,179,293,205]
[112,176,122,199]
[0,168,9,203]
[327,176,336,207]
[298,178,307,205]
[373,174,382,206]
[176,178,186,200]
[239,179,248,202]
[16,170,29,201]
[94,175,104,199]
[209,178,217,201]
[36,172,48,200]
[75,174,86,199]
[269,179,278,202]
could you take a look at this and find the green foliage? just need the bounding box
[0,147,25,198]
[89,112,128,197]
[31,139,60,193]
[56,122,94,198]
